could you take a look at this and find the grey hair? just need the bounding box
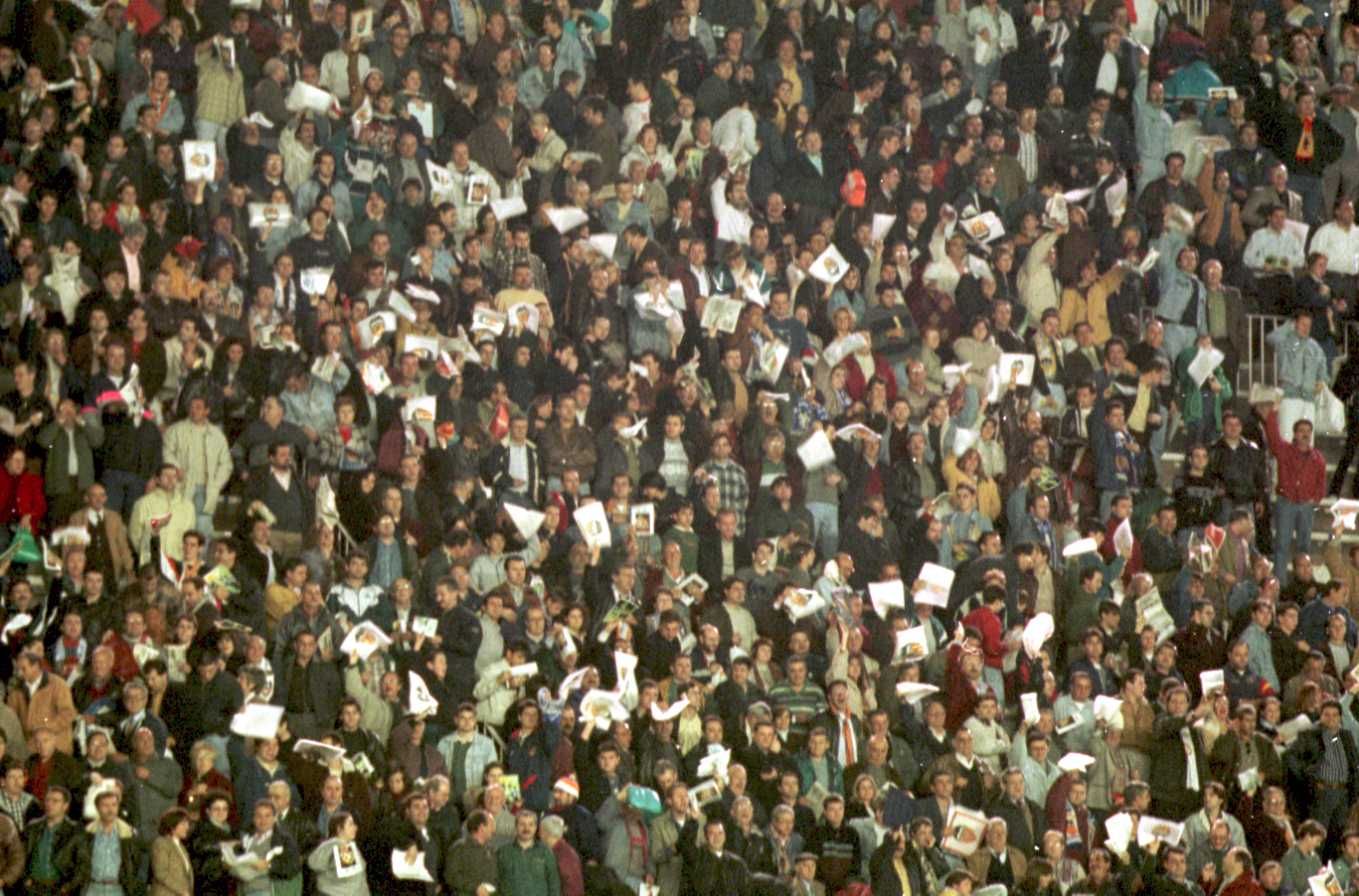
[540,815,565,838]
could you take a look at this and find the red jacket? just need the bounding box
[552,836,585,896]
[0,470,46,531]
[1219,872,1265,896]
[842,352,898,404]
[1264,410,1327,503]
[962,605,1005,669]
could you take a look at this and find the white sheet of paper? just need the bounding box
[696,748,733,779]
[490,196,527,220]
[505,504,545,541]
[545,206,590,233]
[897,681,940,701]
[229,703,284,740]
[508,662,539,679]
[1021,691,1040,724]
[1063,537,1099,558]
[407,671,439,717]
[287,80,336,114]
[1187,347,1225,388]
[1105,812,1135,855]
[1113,516,1134,557]
[868,579,906,619]
[796,429,836,470]
[391,850,434,882]
[651,698,690,721]
[871,214,897,242]
[1199,668,1225,696]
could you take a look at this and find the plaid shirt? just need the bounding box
[702,458,750,535]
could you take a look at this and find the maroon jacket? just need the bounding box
[552,836,584,896]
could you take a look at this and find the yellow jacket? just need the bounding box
[1058,263,1129,344]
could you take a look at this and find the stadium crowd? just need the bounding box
[4,0,1359,894]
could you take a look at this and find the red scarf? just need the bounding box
[1297,117,1315,161]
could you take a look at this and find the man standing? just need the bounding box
[1266,311,1329,438]
[497,811,560,896]
[21,786,78,895]
[72,789,143,896]
[1263,398,1327,585]
[127,464,196,564]
[1285,700,1359,857]
[162,396,233,541]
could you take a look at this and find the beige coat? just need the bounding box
[5,672,77,754]
[150,834,194,896]
[68,506,135,586]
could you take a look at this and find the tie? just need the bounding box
[842,716,856,765]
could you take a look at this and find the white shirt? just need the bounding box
[1309,221,1359,275]
[121,244,141,294]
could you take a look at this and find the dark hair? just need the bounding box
[328,811,354,837]
[159,807,191,835]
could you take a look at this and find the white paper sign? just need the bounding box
[871,214,897,242]
[916,563,955,607]
[896,625,929,662]
[1199,669,1225,696]
[1136,816,1185,847]
[340,621,392,661]
[182,141,216,181]
[574,501,612,550]
[490,196,527,220]
[941,805,989,856]
[358,312,397,350]
[809,245,851,284]
[300,267,332,296]
[248,203,292,228]
[1021,691,1040,724]
[407,671,439,717]
[1063,537,1099,558]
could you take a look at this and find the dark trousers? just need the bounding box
[1331,401,1359,496]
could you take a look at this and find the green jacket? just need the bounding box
[496,840,560,896]
[36,416,104,495]
[1175,346,1234,428]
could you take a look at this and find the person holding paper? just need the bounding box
[308,811,371,896]
[1176,335,1233,446]
[1149,685,1213,821]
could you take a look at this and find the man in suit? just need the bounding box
[36,400,103,528]
[1210,703,1283,807]
[966,817,1027,887]
[482,414,547,508]
[270,780,321,857]
[681,818,753,896]
[1284,699,1359,855]
[697,510,752,592]
[988,767,1043,855]
[68,483,134,589]
[271,629,342,741]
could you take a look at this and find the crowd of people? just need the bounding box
[4,0,1359,894]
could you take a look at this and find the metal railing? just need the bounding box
[1185,0,1209,33]
[1241,314,1359,395]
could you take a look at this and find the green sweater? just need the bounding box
[496,841,560,896]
